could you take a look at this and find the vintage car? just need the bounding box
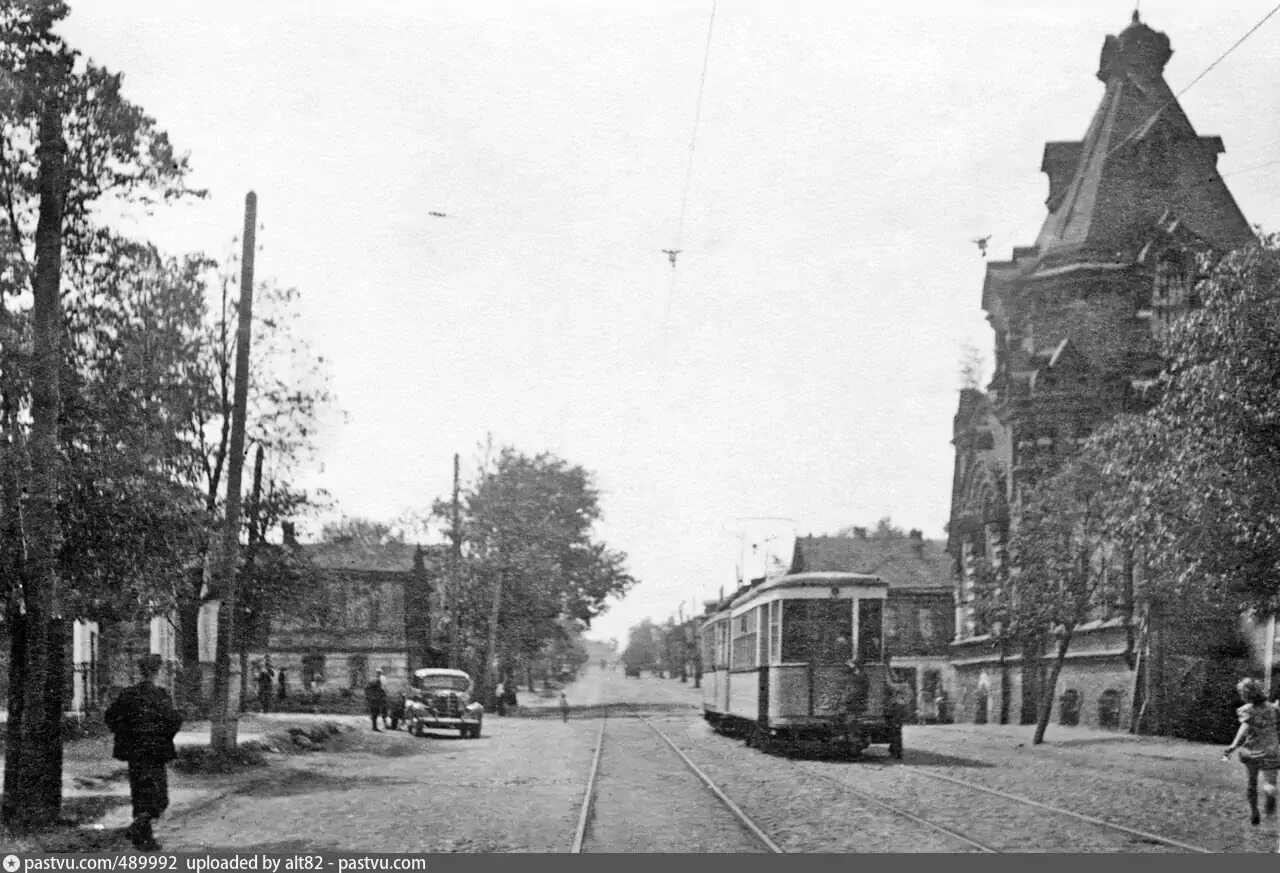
[405,668,484,739]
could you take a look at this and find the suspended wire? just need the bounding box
[663,1,718,330]
[1102,2,1280,164]
[1223,156,1280,178]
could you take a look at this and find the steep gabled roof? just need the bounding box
[795,535,952,592]
[1028,14,1251,271]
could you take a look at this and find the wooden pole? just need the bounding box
[210,192,257,754]
[450,452,463,670]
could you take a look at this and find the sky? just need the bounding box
[56,0,1280,646]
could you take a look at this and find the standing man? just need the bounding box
[104,654,183,852]
[559,691,570,723]
[277,667,288,705]
[256,662,273,713]
[365,670,388,732]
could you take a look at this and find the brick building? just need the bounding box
[794,530,955,721]
[947,14,1254,734]
[256,538,444,698]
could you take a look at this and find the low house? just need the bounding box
[249,536,445,704]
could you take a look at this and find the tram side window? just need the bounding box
[769,601,781,662]
[731,609,759,669]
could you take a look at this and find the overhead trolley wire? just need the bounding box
[662,1,718,330]
[1102,3,1280,164]
[984,4,1279,258]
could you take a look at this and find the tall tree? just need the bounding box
[0,1,199,825]
[442,447,636,703]
[1004,448,1125,745]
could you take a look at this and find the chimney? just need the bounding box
[281,521,298,547]
[909,529,924,557]
[413,546,426,572]
[853,526,868,539]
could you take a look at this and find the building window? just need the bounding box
[1098,689,1123,729]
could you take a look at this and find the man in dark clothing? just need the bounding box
[277,668,288,704]
[104,654,183,852]
[257,664,273,713]
[365,672,388,732]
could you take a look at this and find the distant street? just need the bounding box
[142,665,1278,853]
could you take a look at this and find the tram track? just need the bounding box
[570,706,783,853]
[684,711,1215,852]
[853,757,1215,853]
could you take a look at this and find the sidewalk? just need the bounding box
[1,713,360,852]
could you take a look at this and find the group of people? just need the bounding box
[254,662,289,713]
[363,667,409,731]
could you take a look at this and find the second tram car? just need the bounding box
[699,571,902,758]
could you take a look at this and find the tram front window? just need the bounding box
[782,600,853,664]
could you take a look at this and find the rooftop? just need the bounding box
[795,534,953,591]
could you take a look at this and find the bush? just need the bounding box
[171,745,268,774]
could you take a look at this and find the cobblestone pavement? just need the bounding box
[35,668,1278,853]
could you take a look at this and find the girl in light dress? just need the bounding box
[1223,677,1280,826]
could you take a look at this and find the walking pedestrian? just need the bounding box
[365,671,388,732]
[104,654,183,852]
[559,691,570,723]
[277,668,288,704]
[1224,677,1280,826]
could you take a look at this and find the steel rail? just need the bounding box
[916,767,1214,854]
[570,716,608,853]
[625,705,785,853]
[793,762,998,853]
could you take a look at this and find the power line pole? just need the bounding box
[210,192,257,754]
[449,452,463,670]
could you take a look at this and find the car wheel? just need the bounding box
[472,723,482,739]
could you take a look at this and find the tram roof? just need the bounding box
[700,571,885,618]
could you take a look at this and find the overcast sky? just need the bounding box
[58,1,1280,645]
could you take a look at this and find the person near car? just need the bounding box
[104,654,183,852]
[277,667,288,704]
[495,680,507,716]
[365,670,388,732]
[559,691,570,723]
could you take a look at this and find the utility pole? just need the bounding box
[449,452,463,670]
[210,192,257,754]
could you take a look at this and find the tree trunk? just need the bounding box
[1032,629,1073,745]
[3,73,68,830]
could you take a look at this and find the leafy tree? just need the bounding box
[1099,237,1280,614]
[996,449,1119,745]
[441,447,636,702]
[320,516,403,546]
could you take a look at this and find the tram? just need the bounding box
[699,571,902,758]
